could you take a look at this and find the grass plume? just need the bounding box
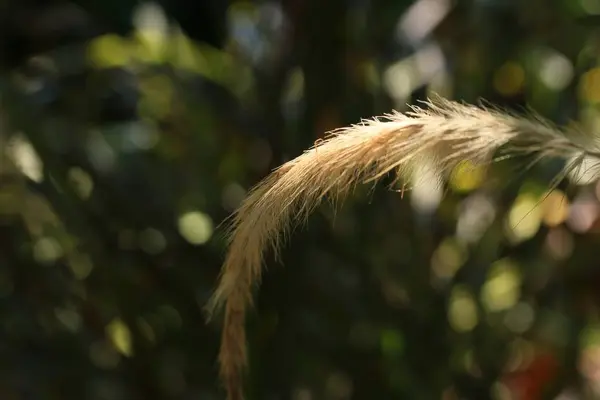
[205,97,600,400]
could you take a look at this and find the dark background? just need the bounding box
[2,0,600,399]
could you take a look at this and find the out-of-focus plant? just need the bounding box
[4,1,600,399]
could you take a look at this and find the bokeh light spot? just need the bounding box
[325,372,353,399]
[493,61,524,96]
[33,237,63,264]
[456,193,496,243]
[222,183,246,212]
[177,211,213,245]
[567,194,599,233]
[106,318,133,357]
[448,286,478,332]
[132,2,169,63]
[541,190,569,227]
[481,258,521,312]
[7,133,43,183]
[504,302,535,333]
[137,317,156,343]
[580,68,600,103]
[545,227,574,260]
[55,308,82,333]
[292,388,313,400]
[380,329,404,357]
[539,51,574,91]
[581,0,600,13]
[68,167,94,199]
[449,160,486,193]
[68,253,94,280]
[431,237,468,280]
[139,228,167,254]
[88,34,132,68]
[506,193,542,243]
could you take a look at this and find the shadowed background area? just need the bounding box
[2,0,600,399]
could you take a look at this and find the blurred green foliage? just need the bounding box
[3,0,600,399]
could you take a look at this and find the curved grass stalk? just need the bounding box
[205,97,600,400]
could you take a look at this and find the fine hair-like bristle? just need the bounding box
[205,97,600,400]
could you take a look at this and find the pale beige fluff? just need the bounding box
[205,97,600,400]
